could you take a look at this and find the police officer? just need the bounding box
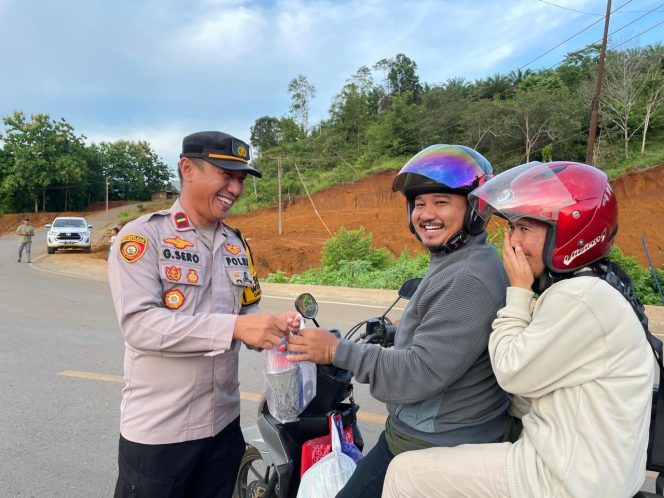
[108,131,293,498]
[16,217,34,263]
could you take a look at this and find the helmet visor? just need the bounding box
[468,162,577,223]
[392,144,492,193]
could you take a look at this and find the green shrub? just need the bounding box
[608,246,664,305]
[322,227,374,267]
[265,270,289,283]
[281,228,429,289]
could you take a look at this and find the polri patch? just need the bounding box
[164,289,185,310]
[120,235,148,263]
[174,212,190,229]
[163,236,194,249]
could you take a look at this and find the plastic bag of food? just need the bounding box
[264,319,316,423]
[296,413,357,498]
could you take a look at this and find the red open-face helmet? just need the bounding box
[468,161,618,272]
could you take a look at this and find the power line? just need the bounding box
[538,0,663,14]
[519,0,635,71]
[537,0,603,16]
[605,1,664,39]
[611,18,664,49]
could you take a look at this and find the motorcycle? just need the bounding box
[233,278,422,498]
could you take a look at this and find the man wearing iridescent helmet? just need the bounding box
[382,161,654,498]
[287,144,511,498]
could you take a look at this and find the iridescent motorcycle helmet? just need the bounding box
[392,144,494,237]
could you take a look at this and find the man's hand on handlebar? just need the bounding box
[287,328,340,364]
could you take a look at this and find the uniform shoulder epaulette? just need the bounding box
[133,209,169,225]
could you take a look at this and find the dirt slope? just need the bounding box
[227,164,664,277]
[2,167,663,277]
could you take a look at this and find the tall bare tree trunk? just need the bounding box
[641,107,651,154]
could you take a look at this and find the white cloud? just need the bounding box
[1,0,659,159]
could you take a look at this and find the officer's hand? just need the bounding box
[233,313,288,350]
[287,328,340,364]
[281,311,303,334]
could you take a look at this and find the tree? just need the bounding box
[0,112,88,212]
[98,140,172,201]
[373,54,423,104]
[461,99,501,151]
[600,49,651,159]
[499,77,577,163]
[366,92,423,156]
[557,44,601,89]
[288,74,316,134]
[638,44,664,154]
[476,74,514,100]
[250,116,282,155]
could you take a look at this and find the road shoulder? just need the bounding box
[31,252,664,337]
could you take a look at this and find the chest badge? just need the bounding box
[163,236,194,249]
[165,266,182,282]
[187,269,199,284]
[164,289,185,310]
[224,243,242,255]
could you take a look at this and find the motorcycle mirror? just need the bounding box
[295,293,319,320]
[398,278,422,300]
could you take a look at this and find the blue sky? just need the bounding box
[1,0,663,174]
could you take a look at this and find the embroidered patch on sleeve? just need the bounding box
[120,235,148,263]
[163,289,185,310]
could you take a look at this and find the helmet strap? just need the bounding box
[429,230,468,254]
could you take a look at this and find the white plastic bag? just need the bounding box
[264,316,316,423]
[296,414,357,498]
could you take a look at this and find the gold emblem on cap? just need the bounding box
[237,145,247,158]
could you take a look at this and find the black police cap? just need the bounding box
[180,131,262,178]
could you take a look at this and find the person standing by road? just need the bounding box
[108,131,295,498]
[16,217,34,263]
[287,144,511,498]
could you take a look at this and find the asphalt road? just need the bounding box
[0,210,400,497]
[1,210,659,496]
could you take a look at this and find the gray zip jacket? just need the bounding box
[334,232,510,446]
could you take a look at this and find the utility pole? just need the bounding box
[277,157,283,235]
[586,0,612,165]
[105,176,109,228]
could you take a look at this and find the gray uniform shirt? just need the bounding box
[108,198,259,444]
[334,232,510,446]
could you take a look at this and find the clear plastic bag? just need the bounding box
[264,329,316,423]
[297,413,357,498]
